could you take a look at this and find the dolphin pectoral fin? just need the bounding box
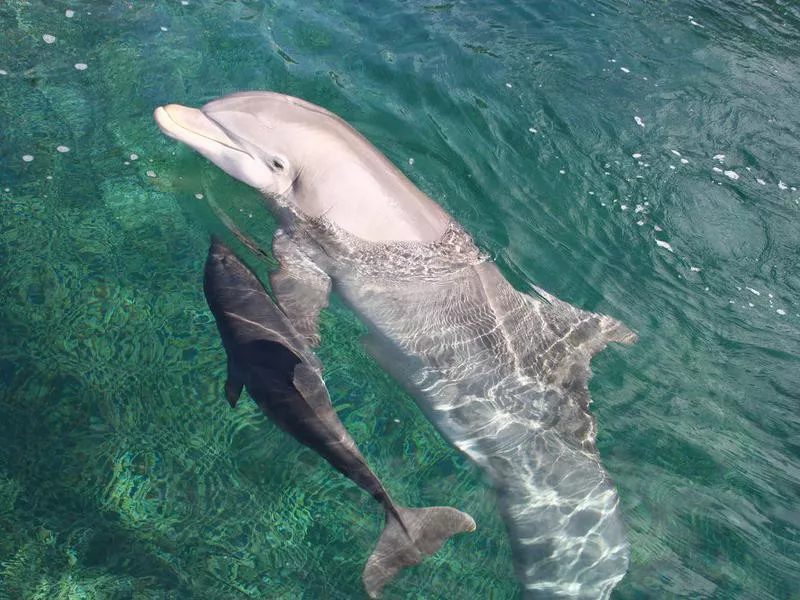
[225,358,244,408]
[269,229,331,348]
[530,284,639,347]
[519,284,638,413]
[225,378,243,408]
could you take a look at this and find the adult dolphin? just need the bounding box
[155,92,638,599]
[203,235,475,598]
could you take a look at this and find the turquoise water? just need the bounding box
[1,0,798,598]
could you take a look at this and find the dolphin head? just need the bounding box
[155,91,451,242]
[154,92,304,202]
[203,234,260,301]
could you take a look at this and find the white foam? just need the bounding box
[654,225,663,232]
[746,287,760,296]
[756,178,766,185]
[620,204,628,210]
[636,220,644,226]
[194,193,204,200]
[713,154,725,162]
[690,266,701,272]
[712,167,723,174]
[22,154,34,162]
[634,204,645,213]
[42,34,56,44]
[74,63,88,70]
[65,9,74,17]
[634,116,645,128]
[655,239,673,252]
[56,145,70,153]
[778,181,788,190]
[146,170,156,178]
[408,157,415,166]
[130,153,139,161]
[724,170,739,180]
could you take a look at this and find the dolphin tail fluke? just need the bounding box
[362,505,476,598]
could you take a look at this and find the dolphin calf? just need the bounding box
[202,235,476,599]
[157,92,638,598]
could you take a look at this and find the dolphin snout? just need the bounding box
[154,104,244,154]
[154,104,204,132]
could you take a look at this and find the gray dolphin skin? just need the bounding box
[202,235,476,599]
[157,92,638,598]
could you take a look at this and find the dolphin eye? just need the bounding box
[271,159,285,171]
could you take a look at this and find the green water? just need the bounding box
[1,1,798,598]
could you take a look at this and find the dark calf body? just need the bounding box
[202,236,475,598]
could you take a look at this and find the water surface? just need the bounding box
[0,1,798,598]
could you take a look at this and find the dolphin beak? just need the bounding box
[154,102,277,192]
[154,104,250,157]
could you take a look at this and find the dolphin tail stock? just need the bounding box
[362,505,476,598]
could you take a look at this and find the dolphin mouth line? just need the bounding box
[154,105,255,160]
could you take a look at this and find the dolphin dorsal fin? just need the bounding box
[291,362,333,413]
